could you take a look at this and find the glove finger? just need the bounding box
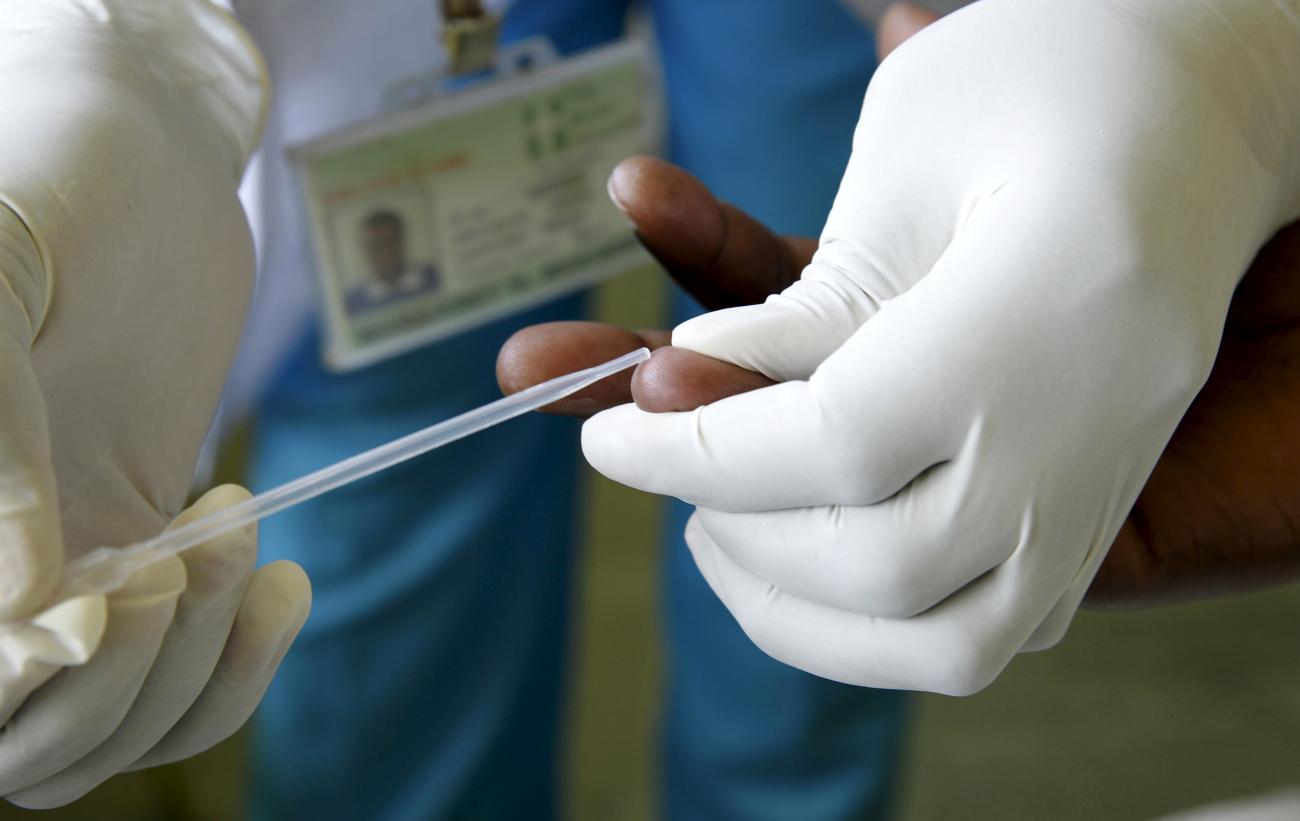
[7,486,257,809]
[694,464,1020,620]
[129,560,310,771]
[684,513,1042,696]
[0,555,184,797]
[0,210,61,620]
[670,275,873,383]
[583,369,955,512]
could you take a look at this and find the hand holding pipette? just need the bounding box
[56,347,650,604]
[0,349,645,806]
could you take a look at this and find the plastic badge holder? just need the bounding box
[53,348,650,604]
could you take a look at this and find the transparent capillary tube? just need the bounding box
[54,348,651,603]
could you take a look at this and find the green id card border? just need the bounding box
[291,39,662,371]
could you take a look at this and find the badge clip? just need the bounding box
[440,0,501,76]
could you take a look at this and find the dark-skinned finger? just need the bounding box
[497,323,772,417]
[877,3,943,59]
[632,347,775,412]
[1086,219,1300,608]
[498,155,808,415]
[607,156,815,310]
[497,322,670,416]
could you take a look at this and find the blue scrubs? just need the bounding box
[650,8,909,820]
[250,3,904,820]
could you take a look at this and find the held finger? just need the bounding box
[499,322,772,415]
[130,560,311,771]
[8,486,258,808]
[608,156,813,310]
[631,347,774,413]
[0,556,184,797]
[497,322,669,417]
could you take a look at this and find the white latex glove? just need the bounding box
[0,0,312,805]
[0,486,310,810]
[584,0,1300,695]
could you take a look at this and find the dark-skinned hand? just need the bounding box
[497,4,1300,609]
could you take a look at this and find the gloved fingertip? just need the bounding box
[162,485,253,548]
[165,486,258,581]
[222,561,310,686]
[670,306,750,351]
[173,484,253,526]
[579,406,639,480]
[115,553,188,605]
[670,305,795,381]
[259,561,312,614]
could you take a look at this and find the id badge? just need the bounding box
[291,39,660,371]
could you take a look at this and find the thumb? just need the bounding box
[670,262,881,383]
[668,89,934,381]
[0,213,61,619]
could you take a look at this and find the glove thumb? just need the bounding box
[0,210,61,620]
[670,258,881,383]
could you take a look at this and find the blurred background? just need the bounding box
[2,269,1297,821]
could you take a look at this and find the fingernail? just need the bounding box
[606,166,629,213]
[606,166,638,230]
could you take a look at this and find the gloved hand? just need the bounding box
[580,0,1300,694]
[0,0,312,804]
[0,0,265,611]
[501,155,1300,606]
[0,486,310,810]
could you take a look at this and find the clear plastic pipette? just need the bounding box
[54,348,651,603]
